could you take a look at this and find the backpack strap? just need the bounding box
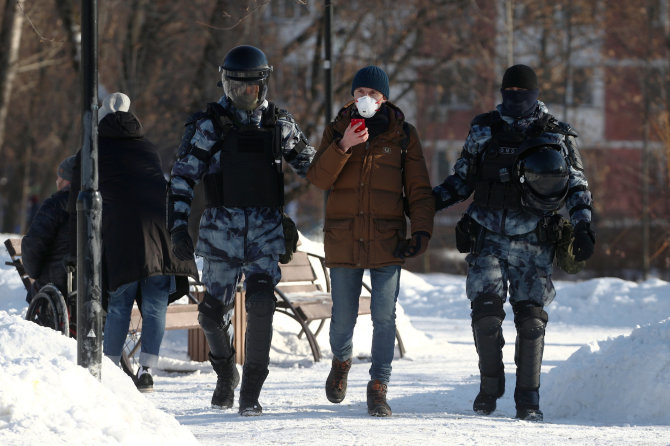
[206,102,235,156]
[400,121,411,217]
[260,102,284,173]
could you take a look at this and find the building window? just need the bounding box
[572,67,594,106]
[541,65,594,107]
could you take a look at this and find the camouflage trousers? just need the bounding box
[465,229,556,307]
[201,255,281,328]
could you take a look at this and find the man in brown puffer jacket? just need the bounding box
[307,66,434,417]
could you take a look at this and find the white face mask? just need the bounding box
[355,95,381,118]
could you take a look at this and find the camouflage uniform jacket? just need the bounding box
[168,96,315,261]
[433,101,592,235]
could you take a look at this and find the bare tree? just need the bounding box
[0,0,25,158]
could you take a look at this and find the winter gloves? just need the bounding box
[171,227,194,261]
[572,221,595,262]
[394,231,431,259]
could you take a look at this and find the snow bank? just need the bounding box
[543,318,670,424]
[0,312,199,446]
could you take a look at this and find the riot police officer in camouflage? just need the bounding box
[167,45,315,416]
[433,64,595,421]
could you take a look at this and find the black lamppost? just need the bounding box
[77,0,103,379]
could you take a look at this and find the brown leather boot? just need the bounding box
[325,358,352,403]
[367,379,392,417]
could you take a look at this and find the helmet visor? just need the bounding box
[525,170,569,197]
[223,78,266,111]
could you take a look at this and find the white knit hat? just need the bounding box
[98,92,131,123]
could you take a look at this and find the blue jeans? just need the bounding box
[103,275,171,369]
[329,265,401,384]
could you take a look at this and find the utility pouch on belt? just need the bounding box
[455,214,482,254]
[537,215,586,274]
[279,213,299,264]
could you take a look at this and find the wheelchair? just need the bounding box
[5,238,140,377]
[24,267,140,378]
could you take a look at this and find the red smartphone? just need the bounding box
[351,118,366,132]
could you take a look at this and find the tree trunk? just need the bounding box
[0,0,25,232]
[0,0,25,158]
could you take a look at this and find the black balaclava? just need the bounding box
[500,64,539,118]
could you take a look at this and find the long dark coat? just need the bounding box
[68,111,198,302]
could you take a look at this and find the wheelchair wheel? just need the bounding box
[25,285,69,336]
[120,311,142,379]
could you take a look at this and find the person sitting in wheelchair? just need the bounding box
[22,155,76,302]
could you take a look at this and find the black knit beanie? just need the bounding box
[501,64,538,90]
[57,155,76,182]
[351,66,390,99]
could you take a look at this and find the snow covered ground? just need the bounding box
[1,232,669,445]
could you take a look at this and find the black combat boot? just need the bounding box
[471,295,506,415]
[513,301,548,422]
[473,372,505,415]
[209,352,240,409]
[238,366,269,416]
[325,357,352,403]
[367,379,392,417]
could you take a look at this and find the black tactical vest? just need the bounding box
[472,112,555,210]
[203,104,283,208]
[473,117,525,210]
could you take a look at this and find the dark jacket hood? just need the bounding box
[99,111,144,139]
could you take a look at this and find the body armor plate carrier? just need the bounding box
[473,124,526,210]
[472,112,569,211]
[203,103,283,208]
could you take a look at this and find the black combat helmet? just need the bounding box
[516,141,569,212]
[219,45,273,111]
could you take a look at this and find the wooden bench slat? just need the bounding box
[276,283,322,294]
[130,303,200,332]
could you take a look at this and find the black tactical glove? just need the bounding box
[433,187,459,212]
[572,221,595,262]
[433,189,449,212]
[171,227,194,261]
[394,231,431,259]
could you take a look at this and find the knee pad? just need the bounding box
[472,315,504,337]
[245,274,276,316]
[198,292,234,326]
[513,301,548,340]
[471,294,506,322]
